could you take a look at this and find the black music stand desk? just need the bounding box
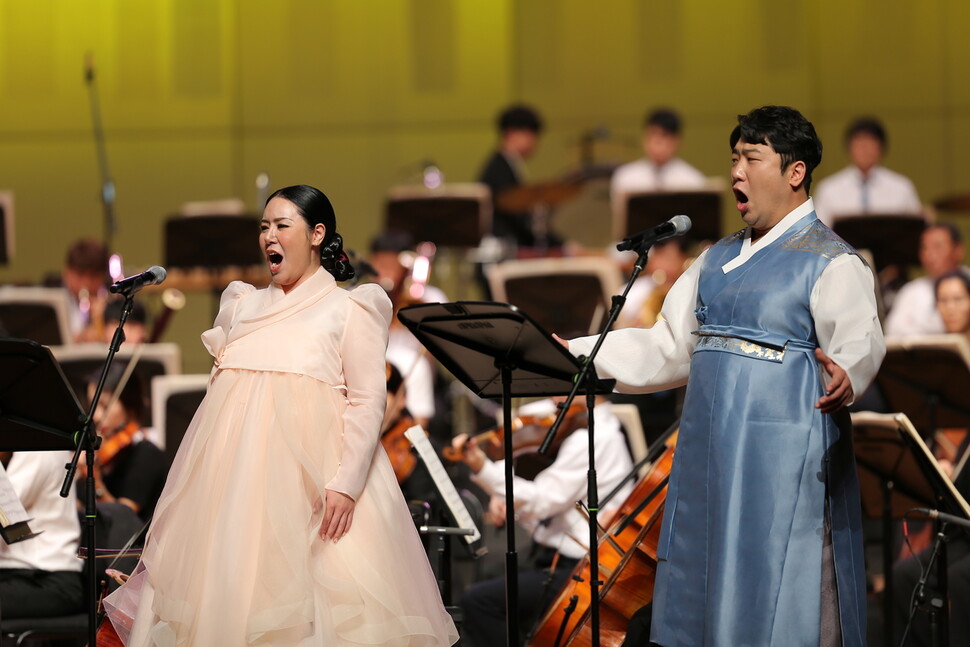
[874,335,970,442]
[621,189,722,245]
[398,301,613,647]
[852,411,970,646]
[832,215,926,275]
[0,338,82,451]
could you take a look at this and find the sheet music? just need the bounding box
[404,425,481,544]
[0,464,30,527]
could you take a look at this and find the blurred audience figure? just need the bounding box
[884,224,968,338]
[814,117,921,227]
[478,104,558,249]
[0,451,84,619]
[936,270,970,338]
[610,107,707,215]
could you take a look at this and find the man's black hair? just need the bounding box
[498,104,543,134]
[645,108,682,135]
[845,117,887,150]
[729,105,823,194]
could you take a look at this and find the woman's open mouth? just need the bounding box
[267,252,283,272]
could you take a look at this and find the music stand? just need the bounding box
[620,190,721,245]
[386,183,491,248]
[164,214,264,270]
[832,215,926,275]
[0,190,14,266]
[0,338,81,451]
[852,411,970,646]
[398,301,614,647]
[485,257,623,338]
[874,335,970,444]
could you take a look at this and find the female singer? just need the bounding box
[104,185,458,646]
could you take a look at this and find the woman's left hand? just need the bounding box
[319,489,355,543]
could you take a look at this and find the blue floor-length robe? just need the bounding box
[572,206,884,647]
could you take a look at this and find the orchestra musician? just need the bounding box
[80,364,168,522]
[101,185,458,646]
[450,397,633,647]
[560,106,886,646]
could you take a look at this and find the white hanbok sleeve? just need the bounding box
[811,253,887,401]
[567,250,706,393]
[325,284,392,501]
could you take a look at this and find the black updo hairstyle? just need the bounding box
[265,184,355,282]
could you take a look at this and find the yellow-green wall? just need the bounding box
[1,0,968,371]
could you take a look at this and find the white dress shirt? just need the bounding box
[471,400,634,559]
[571,198,886,402]
[0,452,82,573]
[813,164,921,227]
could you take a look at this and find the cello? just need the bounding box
[528,425,679,647]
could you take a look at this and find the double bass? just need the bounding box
[528,426,679,647]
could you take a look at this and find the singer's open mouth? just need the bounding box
[733,189,749,212]
[267,252,283,271]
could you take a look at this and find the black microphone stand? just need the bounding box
[537,240,654,647]
[60,293,134,647]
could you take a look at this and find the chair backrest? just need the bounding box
[151,374,209,462]
[50,343,182,429]
[486,256,623,338]
[0,287,73,346]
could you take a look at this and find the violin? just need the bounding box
[98,421,139,469]
[381,414,419,483]
[443,402,588,480]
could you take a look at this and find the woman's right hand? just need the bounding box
[552,333,570,350]
[319,489,356,543]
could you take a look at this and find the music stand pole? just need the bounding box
[59,293,134,647]
[499,363,520,647]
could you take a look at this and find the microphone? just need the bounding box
[914,508,970,531]
[616,215,691,252]
[109,266,167,295]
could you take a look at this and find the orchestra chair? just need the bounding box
[610,403,648,478]
[485,256,623,338]
[0,502,143,646]
[151,374,209,464]
[0,287,73,346]
[50,343,182,435]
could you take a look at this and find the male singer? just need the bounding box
[562,106,885,646]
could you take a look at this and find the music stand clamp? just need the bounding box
[398,301,613,647]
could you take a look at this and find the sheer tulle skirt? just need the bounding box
[105,369,458,646]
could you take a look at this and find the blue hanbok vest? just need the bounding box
[650,213,867,647]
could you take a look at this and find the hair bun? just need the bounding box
[321,233,355,282]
